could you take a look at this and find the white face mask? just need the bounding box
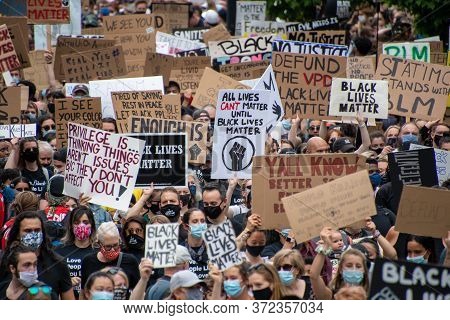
[18,270,39,287]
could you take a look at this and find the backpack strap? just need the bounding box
[42,167,50,182]
[116,252,123,268]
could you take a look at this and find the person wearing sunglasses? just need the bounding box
[306,120,322,140]
[273,249,312,300]
[25,283,53,300]
[80,222,139,299]
[38,114,56,141]
[248,263,285,300]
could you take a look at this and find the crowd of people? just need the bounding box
[0,0,449,301]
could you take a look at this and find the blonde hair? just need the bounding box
[330,249,369,294]
[273,249,305,277]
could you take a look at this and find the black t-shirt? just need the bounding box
[56,244,95,298]
[181,241,209,280]
[21,167,50,196]
[37,252,73,297]
[80,252,139,290]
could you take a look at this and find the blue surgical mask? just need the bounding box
[342,269,364,285]
[280,229,291,238]
[224,280,243,297]
[91,291,114,300]
[406,255,427,264]
[189,223,207,239]
[186,287,203,300]
[369,172,382,188]
[189,184,197,196]
[42,129,56,138]
[282,120,292,131]
[278,270,295,286]
[12,75,20,84]
[21,231,43,249]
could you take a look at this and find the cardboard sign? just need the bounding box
[191,68,249,109]
[0,87,24,124]
[409,144,450,186]
[175,47,210,57]
[169,56,211,92]
[252,154,366,229]
[0,124,36,139]
[212,89,271,179]
[155,31,206,56]
[23,50,47,90]
[375,55,450,121]
[64,123,145,211]
[143,53,173,87]
[55,97,102,149]
[209,34,273,60]
[219,60,269,81]
[111,90,180,133]
[346,56,376,80]
[213,51,272,67]
[244,21,287,36]
[253,65,285,133]
[396,185,450,238]
[144,223,179,268]
[102,14,167,34]
[282,171,376,243]
[286,17,339,32]
[272,40,349,56]
[129,116,208,165]
[172,28,208,42]
[382,42,430,63]
[129,133,187,188]
[273,52,347,119]
[369,258,450,300]
[8,24,30,68]
[202,24,232,45]
[152,2,189,32]
[27,0,70,24]
[203,220,242,271]
[61,45,127,83]
[329,78,389,119]
[287,30,346,45]
[0,24,21,73]
[235,1,266,36]
[104,32,156,61]
[54,36,117,81]
[89,76,164,118]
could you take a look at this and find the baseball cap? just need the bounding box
[175,245,192,265]
[72,84,89,96]
[202,9,219,26]
[170,270,204,292]
[192,109,210,121]
[332,137,356,153]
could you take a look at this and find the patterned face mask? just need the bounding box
[73,223,92,241]
[21,231,43,249]
[113,286,128,300]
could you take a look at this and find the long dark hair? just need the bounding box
[61,206,96,245]
[18,137,42,169]
[406,235,438,263]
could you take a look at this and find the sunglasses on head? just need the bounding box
[248,263,271,273]
[28,285,52,296]
[105,267,122,276]
[42,125,56,131]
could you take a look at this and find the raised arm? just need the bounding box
[355,114,370,155]
[129,258,153,300]
[126,184,154,218]
[310,227,334,300]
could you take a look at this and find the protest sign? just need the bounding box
[212,52,272,67]
[145,223,179,268]
[209,35,273,60]
[382,42,430,63]
[329,78,389,119]
[23,51,48,90]
[155,31,206,56]
[143,53,172,87]
[219,60,269,81]
[346,56,376,80]
[89,76,164,118]
[0,24,21,73]
[0,17,28,50]
[175,47,210,57]
[369,258,450,300]
[212,89,273,179]
[111,90,181,133]
[202,24,232,45]
[396,185,450,238]
[0,124,36,139]
[375,55,450,121]
[253,65,285,133]
[287,30,346,45]
[191,68,249,109]
[282,170,376,243]
[104,32,155,61]
[61,45,127,83]
[203,220,242,271]
[252,154,366,229]
[54,36,117,81]
[102,14,167,34]
[27,0,70,24]
[0,87,25,124]
[129,133,187,188]
[64,123,144,211]
[286,17,339,32]
[243,21,288,36]
[8,24,30,68]
[129,116,208,165]
[152,2,189,32]
[431,52,448,65]
[273,52,347,119]
[235,1,266,36]
[272,39,349,56]
[172,28,208,42]
[409,144,450,186]
[169,56,211,92]
[55,97,102,148]
[81,27,104,35]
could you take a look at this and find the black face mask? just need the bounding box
[204,205,222,220]
[252,287,273,300]
[22,148,39,162]
[433,135,442,146]
[246,245,265,257]
[202,168,212,183]
[47,103,55,114]
[148,203,160,214]
[180,194,191,207]
[370,147,383,155]
[125,234,144,250]
[159,204,181,222]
